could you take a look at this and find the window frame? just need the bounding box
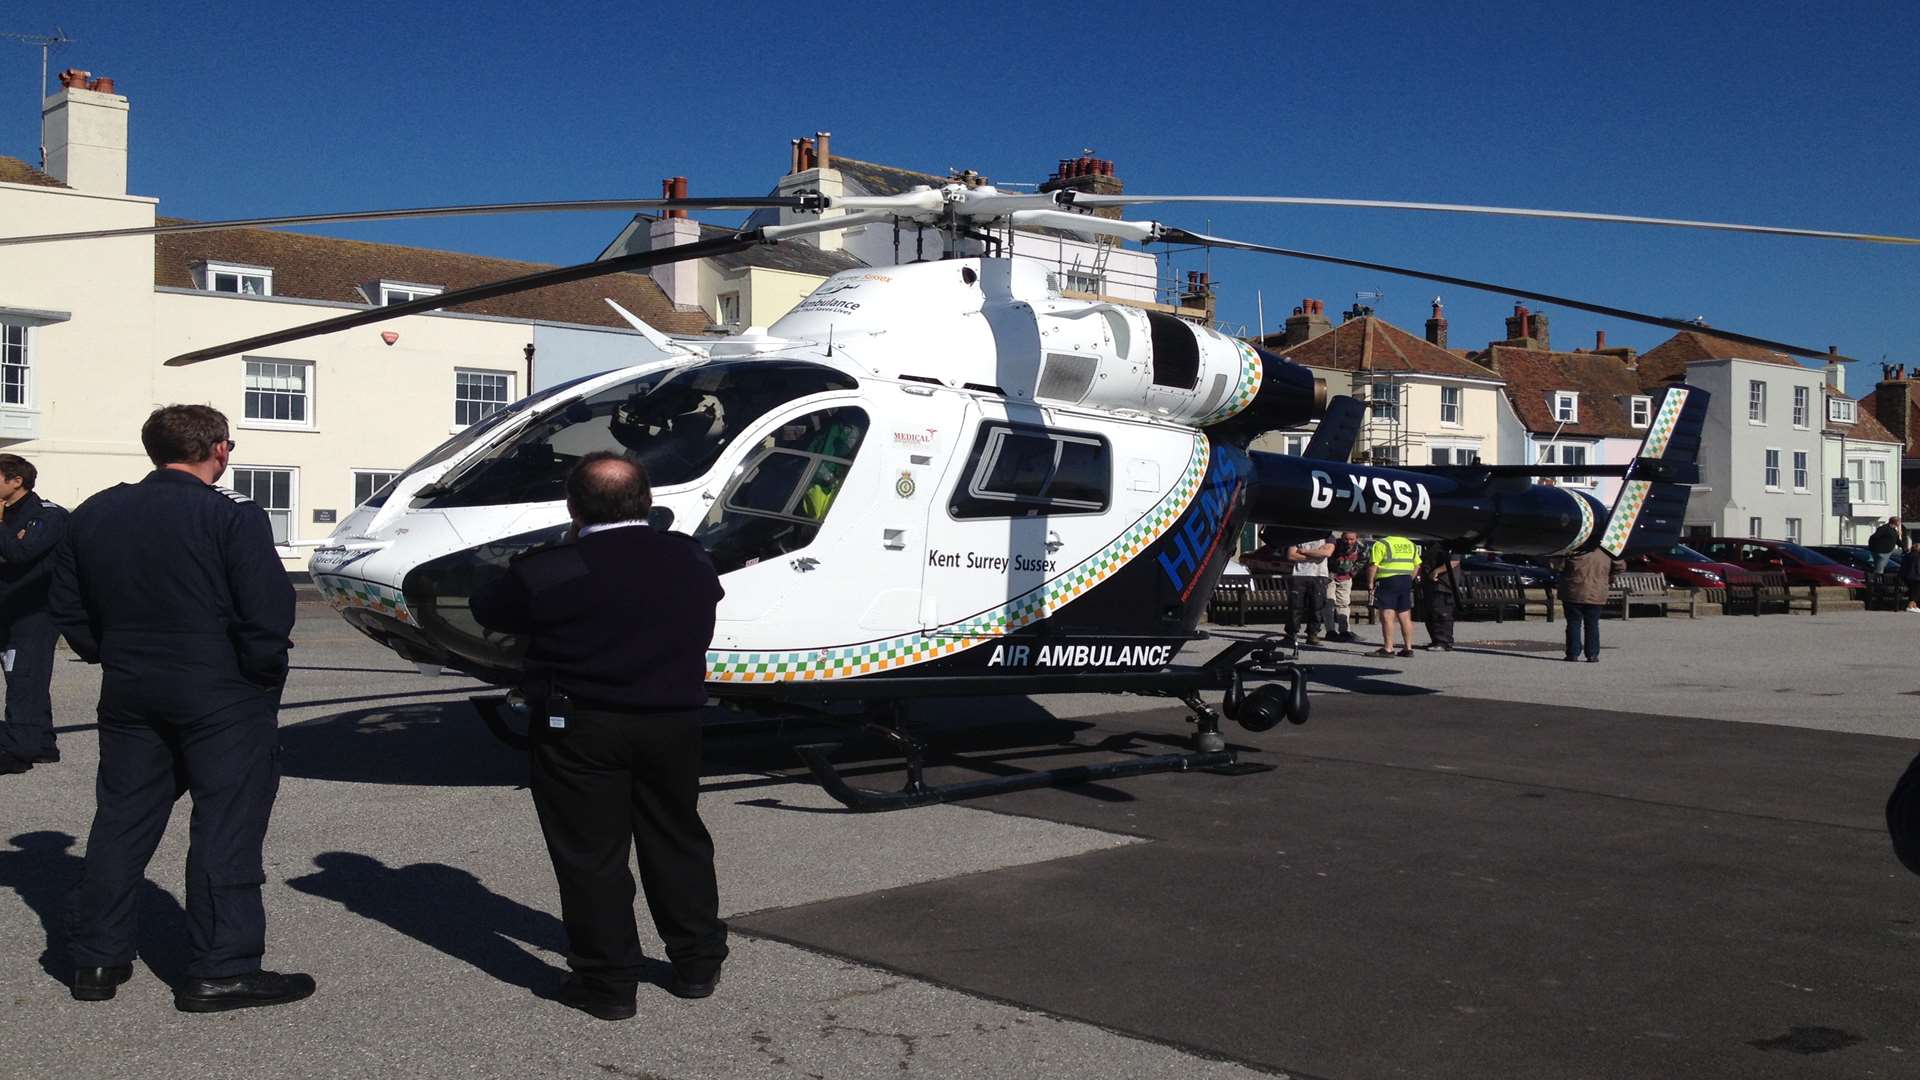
[1748,379,1766,424]
[1869,458,1888,504]
[197,260,273,297]
[1539,441,1592,486]
[1828,397,1857,423]
[716,291,742,327]
[228,464,298,547]
[1792,450,1809,492]
[1785,517,1803,545]
[376,280,443,307]
[1367,381,1400,421]
[1629,395,1652,428]
[453,368,515,430]
[1552,391,1578,424]
[948,421,1112,520]
[1439,385,1462,426]
[0,319,32,408]
[1763,447,1781,490]
[241,356,316,430]
[1791,385,1810,428]
[1748,516,1763,538]
[353,468,402,507]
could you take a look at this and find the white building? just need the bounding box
[2,71,699,568]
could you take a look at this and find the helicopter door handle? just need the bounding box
[790,557,819,572]
[1045,531,1064,553]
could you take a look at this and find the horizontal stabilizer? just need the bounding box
[1302,396,1365,463]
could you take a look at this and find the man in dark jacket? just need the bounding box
[472,451,727,1021]
[1557,547,1624,661]
[0,453,67,772]
[1870,517,1903,574]
[1417,542,1461,652]
[1901,536,1920,612]
[53,405,310,1010]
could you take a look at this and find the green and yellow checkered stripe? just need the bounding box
[706,435,1213,683]
[1552,495,1597,556]
[315,574,418,627]
[1196,341,1264,426]
[1600,388,1689,554]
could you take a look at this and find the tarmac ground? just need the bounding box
[0,601,1915,1079]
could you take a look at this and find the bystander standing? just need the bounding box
[1901,536,1920,613]
[1366,534,1419,658]
[1871,517,1904,575]
[1418,542,1462,652]
[1285,536,1334,645]
[1558,547,1624,661]
[1326,532,1367,643]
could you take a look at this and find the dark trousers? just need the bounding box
[68,696,281,978]
[1285,577,1329,639]
[1424,587,1457,647]
[0,612,56,758]
[1564,601,1603,660]
[530,707,727,984]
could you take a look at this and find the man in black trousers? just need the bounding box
[473,451,728,1021]
[0,453,67,773]
[53,405,311,1011]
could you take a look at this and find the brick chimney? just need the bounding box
[1825,346,1845,394]
[1038,153,1125,220]
[1282,299,1333,347]
[1425,299,1448,348]
[648,176,701,308]
[1498,302,1550,350]
[41,69,129,195]
[1872,365,1916,453]
[1528,310,1550,350]
[774,130,847,249]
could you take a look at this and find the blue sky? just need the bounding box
[6,0,1916,383]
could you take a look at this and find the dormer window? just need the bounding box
[373,280,443,306]
[1552,391,1578,423]
[195,260,273,297]
[1629,395,1652,428]
[1828,397,1857,423]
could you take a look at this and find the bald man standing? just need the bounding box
[472,451,728,1020]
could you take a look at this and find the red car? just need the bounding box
[1694,538,1867,589]
[1626,544,1744,590]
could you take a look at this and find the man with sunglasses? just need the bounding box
[52,405,312,1012]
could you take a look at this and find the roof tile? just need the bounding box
[153,220,712,334]
[1265,317,1501,380]
[0,155,64,188]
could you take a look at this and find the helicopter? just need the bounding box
[8,177,1909,810]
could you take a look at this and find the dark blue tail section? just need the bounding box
[1599,384,1709,555]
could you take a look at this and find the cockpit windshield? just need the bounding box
[362,371,605,509]
[418,361,857,509]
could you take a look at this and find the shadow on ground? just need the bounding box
[0,830,190,988]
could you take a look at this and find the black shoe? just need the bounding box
[1563,655,1580,662]
[1585,656,1599,663]
[1396,648,1415,658]
[71,964,133,1001]
[554,975,637,1021]
[28,747,58,764]
[668,965,722,1000]
[1305,635,1320,646]
[0,751,30,775]
[1440,644,1454,652]
[175,970,316,1013]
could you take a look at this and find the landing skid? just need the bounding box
[726,637,1307,812]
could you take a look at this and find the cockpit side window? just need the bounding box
[695,407,869,573]
[420,361,857,509]
[949,422,1111,519]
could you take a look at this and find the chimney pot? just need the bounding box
[815,131,831,171]
[1595,330,1607,350]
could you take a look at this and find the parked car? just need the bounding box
[1811,545,1905,574]
[1460,552,1558,588]
[1625,544,1744,590]
[1693,538,1866,588]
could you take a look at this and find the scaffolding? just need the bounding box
[1350,367,1411,466]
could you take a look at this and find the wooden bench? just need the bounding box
[1456,572,1529,622]
[1866,571,1910,612]
[1606,571,1697,619]
[1724,570,1791,615]
[1208,574,1291,626]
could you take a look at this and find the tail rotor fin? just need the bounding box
[1303,395,1365,463]
[1599,384,1710,556]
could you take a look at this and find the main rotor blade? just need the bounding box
[1078,194,1920,246]
[0,196,814,248]
[164,233,759,366]
[1162,227,1843,361]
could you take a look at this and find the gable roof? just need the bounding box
[1636,330,1804,388]
[0,155,65,188]
[617,214,867,277]
[1485,346,1653,438]
[1824,384,1899,443]
[832,155,948,197]
[1266,317,1502,380]
[153,220,712,334]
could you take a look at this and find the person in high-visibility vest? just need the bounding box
[1366,533,1420,658]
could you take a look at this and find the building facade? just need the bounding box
[1,75,697,568]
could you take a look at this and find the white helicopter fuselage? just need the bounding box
[311,257,1270,685]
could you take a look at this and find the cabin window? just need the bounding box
[421,361,857,509]
[695,406,868,573]
[949,422,1110,519]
